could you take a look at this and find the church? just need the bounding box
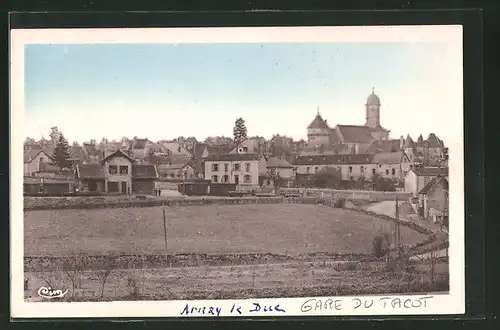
[305,88,390,155]
[303,88,446,166]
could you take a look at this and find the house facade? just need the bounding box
[404,166,449,197]
[204,153,264,187]
[418,176,449,222]
[157,160,196,179]
[263,156,296,188]
[294,152,409,182]
[75,149,158,194]
[24,149,53,177]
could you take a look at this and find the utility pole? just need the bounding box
[162,202,168,266]
[395,196,401,248]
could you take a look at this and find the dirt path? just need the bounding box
[365,201,443,234]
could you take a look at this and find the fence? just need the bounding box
[281,188,410,202]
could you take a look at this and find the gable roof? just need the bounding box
[70,146,87,161]
[366,139,401,153]
[412,166,449,177]
[131,139,148,150]
[372,151,406,164]
[265,157,294,168]
[419,176,449,194]
[294,154,375,166]
[76,164,105,179]
[403,135,416,149]
[132,164,158,179]
[427,133,444,148]
[191,142,208,159]
[24,149,52,163]
[205,153,262,162]
[336,125,375,143]
[307,114,330,130]
[329,129,340,144]
[101,149,135,163]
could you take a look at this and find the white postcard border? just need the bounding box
[10,25,465,318]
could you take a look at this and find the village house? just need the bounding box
[418,176,449,222]
[294,151,409,182]
[404,166,449,198]
[262,156,296,188]
[204,153,264,188]
[75,149,158,194]
[372,151,412,182]
[23,149,53,177]
[157,158,196,179]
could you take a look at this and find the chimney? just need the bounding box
[399,136,405,149]
[90,139,96,145]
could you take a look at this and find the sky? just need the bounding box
[23,41,462,145]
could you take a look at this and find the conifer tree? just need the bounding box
[52,134,72,170]
[233,118,248,146]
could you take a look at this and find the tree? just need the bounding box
[233,118,248,145]
[49,126,61,146]
[313,167,341,189]
[52,134,72,170]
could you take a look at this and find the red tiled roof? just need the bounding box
[265,157,294,168]
[329,129,340,144]
[24,149,52,163]
[205,153,262,162]
[70,146,87,161]
[366,139,401,153]
[307,114,330,130]
[419,176,449,194]
[294,154,374,165]
[372,151,406,164]
[427,133,444,148]
[336,125,375,143]
[403,135,416,149]
[101,149,135,163]
[412,166,448,177]
[132,164,158,179]
[76,164,104,179]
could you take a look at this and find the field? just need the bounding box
[24,203,447,301]
[24,204,427,257]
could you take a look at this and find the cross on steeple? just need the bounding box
[317,106,320,116]
[372,86,375,94]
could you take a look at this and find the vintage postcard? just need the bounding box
[11,25,464,318]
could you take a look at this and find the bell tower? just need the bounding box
[365,87,381,128]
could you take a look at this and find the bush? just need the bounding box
[334,198,346,208]
[372,233,390,258]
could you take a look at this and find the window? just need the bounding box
[386,169,389,175]
[234,163,241,171]
[244,175,252,183]
[119,165,128,175]
[270,168,276,175]
[349,166,353,173]
[315,167,319,173]
[39,157,44,163]
[212,163,219,172]
[360,166,365,173]
[392,168,396,175]
[372,169,376,175]
[243,147,248,152]
[306,167,310,174]
[109,165,117,175]
[211,175,218,183]
[223,175,229,183]
[178,147,181,152]
[224,163,229,172]
[245,163,251,172]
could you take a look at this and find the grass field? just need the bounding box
[25,259,449,301]
[24,204,426,257]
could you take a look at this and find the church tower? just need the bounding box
[365,87,381,128]
[307,107,331,148]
